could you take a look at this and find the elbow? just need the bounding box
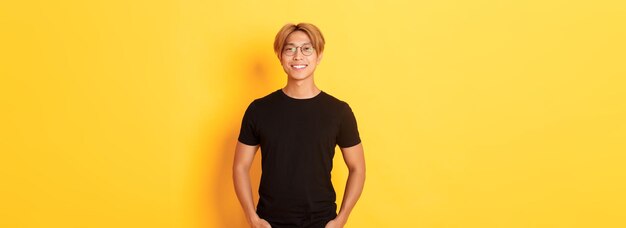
[348,165,366,179]
[232,164,250,177]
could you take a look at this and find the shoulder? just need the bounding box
[320,91,352,111]
[258,89,282,102]
[245,89,282,114]
[249,89,281,105]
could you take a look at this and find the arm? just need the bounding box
[233,142,271,228]
[327,143,366,228]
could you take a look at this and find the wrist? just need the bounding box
[247,214,261,224]
[334,213,348,225]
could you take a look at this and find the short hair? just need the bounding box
[273,23,325,59]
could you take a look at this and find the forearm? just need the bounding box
[335,168,365,224]
[233,167,260,223]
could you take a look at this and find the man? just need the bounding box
[233,23,366,228]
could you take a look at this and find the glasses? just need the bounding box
[283,44,315,56]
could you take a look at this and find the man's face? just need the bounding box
[280,31,323,81]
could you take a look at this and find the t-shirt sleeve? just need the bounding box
[336,102,361,148]
[238,101,260,146]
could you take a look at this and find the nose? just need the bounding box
[292,47,304,60]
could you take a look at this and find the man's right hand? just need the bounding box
[234,142,268,227]
[250,216,271,228]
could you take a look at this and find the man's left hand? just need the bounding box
[325,219,344,228]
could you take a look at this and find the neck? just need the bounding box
[282,77,320,99]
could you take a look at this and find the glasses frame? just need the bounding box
[282,44,315,56]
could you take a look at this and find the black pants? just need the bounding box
[263,210,337,228]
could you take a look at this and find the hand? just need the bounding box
[325,219,344,228]
[250,217,271,228]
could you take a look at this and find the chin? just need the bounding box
[288,75,311,81]
[286,71,313,81]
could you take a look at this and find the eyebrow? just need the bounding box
[285,42,312,46]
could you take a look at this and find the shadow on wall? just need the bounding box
[207,39,279,228]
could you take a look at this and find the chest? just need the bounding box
[257,105,341,145]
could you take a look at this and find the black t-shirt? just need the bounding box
[238,89,361,219]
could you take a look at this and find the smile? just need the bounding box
[291,64,307,69]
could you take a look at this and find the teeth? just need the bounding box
[292,65,306,69]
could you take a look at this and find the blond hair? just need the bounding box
[273,23,325,59]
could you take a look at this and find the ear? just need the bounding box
[316,52,323,64]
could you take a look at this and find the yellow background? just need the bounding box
[1,0,625,227]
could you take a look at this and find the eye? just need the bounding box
[284,47,296,52]
[302,46,313,51]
